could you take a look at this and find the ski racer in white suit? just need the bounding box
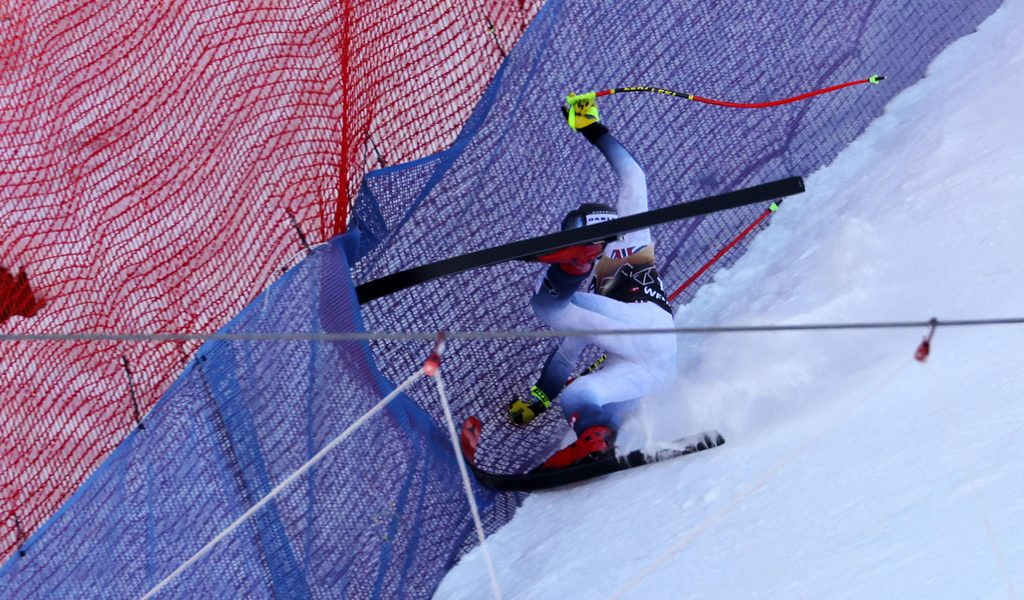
[508,94,677,469]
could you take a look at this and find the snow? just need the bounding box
[437,3,1024,599]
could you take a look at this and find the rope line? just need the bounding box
[140,368,425,600]
[608,357,915,599]
[433,362,504,600]
[4,317,1024,344]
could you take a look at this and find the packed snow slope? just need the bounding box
[438,3,1024,599]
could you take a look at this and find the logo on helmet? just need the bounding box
[561,203,617,231]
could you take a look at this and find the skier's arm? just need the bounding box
[579,123,649,218]
[508,335,586,425]
[534,336,586,398]
[573,103,651,255]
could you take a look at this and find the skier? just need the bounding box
[507,94,676,470]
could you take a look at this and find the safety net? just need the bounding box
[1,236,499,598]
[0,0,1002,598]
[0,0,540,565]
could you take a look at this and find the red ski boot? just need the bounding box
[539,425,617,470]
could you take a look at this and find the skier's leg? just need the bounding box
[559,357,668,434]
[537,356,673,470]
[537,298,677,435]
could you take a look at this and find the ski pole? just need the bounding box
[667,201,780,302]
[567,75,884,109]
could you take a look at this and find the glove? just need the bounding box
[507,386,553,426]
[564,92,599,131]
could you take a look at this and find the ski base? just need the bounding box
[459,416,725,492]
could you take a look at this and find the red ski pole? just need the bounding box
[568,75,884,109]
[572,201,781,378]
[667,202,780,302]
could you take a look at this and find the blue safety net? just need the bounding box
[0,1,1001,598]
[0,236,498,598]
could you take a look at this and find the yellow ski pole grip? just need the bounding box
[565,91,597,105]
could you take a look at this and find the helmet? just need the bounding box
[560,203,617,231]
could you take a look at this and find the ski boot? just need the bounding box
[538,424,617,470]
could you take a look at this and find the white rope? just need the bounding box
[608,357,915,600]
[140,368,425,600]
[432,367,504,600]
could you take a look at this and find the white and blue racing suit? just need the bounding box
[531,124,676,434]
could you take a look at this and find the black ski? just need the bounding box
[356,176,804,303]
[459,416,725,492]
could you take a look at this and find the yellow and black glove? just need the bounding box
[564,92,600,131]
[507,385,553,426]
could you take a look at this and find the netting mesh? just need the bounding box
[0,0,539,564]
[0,0,1003,598]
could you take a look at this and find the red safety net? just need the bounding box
[0,0,540,561]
